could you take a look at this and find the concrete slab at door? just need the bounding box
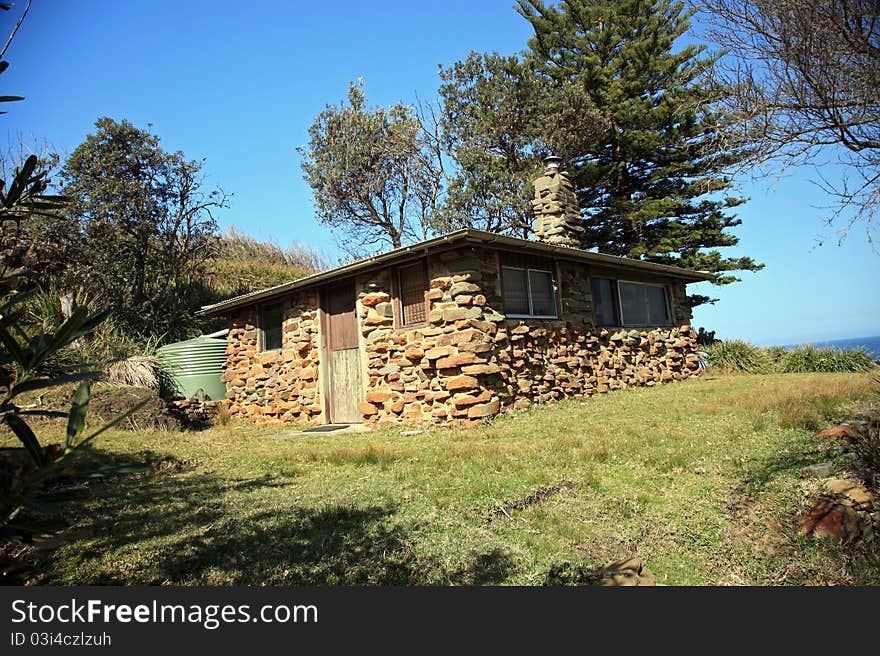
[323,280,362,424]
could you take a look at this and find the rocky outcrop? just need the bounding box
[801,479,875,543]
[802,416,880,543]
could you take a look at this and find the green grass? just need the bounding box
[705,339,771,373]
[6,372,879,585]
[706,341,877,374]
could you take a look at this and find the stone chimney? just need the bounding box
[531,155,583,248]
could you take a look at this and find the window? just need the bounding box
[591,277,618,326]
[397,260,427,326]
[592,277,671,327]
[260,302,283,350]
[501,256,558,319]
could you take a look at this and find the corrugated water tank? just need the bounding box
[156,335,227,400]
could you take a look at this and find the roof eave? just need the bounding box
[198,228,713,317]
[197,230,473,317]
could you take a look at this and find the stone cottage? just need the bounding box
[199,159,712,427]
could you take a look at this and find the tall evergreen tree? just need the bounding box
[516,0,762,299]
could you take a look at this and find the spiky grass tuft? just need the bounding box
[705,340,770,373]
[104,355,164,390]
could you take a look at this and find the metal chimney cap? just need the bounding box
[544,155,563,169]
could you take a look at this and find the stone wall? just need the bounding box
[352,246,699,427]
[222,289,322,423]
[220,245,701,426]
[358,247,507,428]
[498,322,700,410]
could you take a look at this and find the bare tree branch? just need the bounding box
[695,0,880,245]
[0,0,31,62]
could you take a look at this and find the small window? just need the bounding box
[501,258,558,319]
[592,277,670,327]
[260,302,283,350]
[397,260,427,326]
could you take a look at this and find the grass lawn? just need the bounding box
[10,372,880,585]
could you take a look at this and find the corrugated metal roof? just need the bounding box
[198,228,714,316]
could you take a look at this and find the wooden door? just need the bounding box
[322,281,362,424]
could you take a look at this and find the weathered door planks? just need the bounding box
[322,281,362,424]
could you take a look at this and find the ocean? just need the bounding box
[782,335,880,358]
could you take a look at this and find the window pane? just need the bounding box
[501,267,530,315]
[591,277,617,326]
[261,302,283,350]
[619,282,649,325]
[399,262,426,325]
[646,285,669,324]
[528,270,556,316]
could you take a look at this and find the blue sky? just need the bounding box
[3,0,878,345]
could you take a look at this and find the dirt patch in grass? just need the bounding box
[722,495,790,559]
[487,480,574,523]
[17,383,185,432]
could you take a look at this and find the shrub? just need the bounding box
[850,411,880,476]
[706,340,878,374]
[103,355,164,390]
[776,345,876,373]
[705,340,770,373]
[215,226,331,273]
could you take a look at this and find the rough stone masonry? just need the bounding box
[220,246,700,427]
[219,156,703,427]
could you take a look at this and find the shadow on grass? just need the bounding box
[39,449,515,585]
[740,449,824,494]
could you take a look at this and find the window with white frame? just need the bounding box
[500,255,558,319]
[591,277,671,327]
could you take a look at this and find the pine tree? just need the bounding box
[517,0,762,299]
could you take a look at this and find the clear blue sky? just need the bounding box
[3,0,878,345]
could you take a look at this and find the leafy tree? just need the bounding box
[61,118,227,341]
[516,0,762,299]
[438,52,602,236]
[696,0,880,245]
[299,81,443,255]
[438,53,548,236]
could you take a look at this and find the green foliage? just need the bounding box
[431,1,763,305]
[437,52,600,235]
[59,117,228,343]
[299,81,442,255]
[707,340,878,374]
[19,225,321,365]
[775,345,877,374]
[517,0,762,287]
[0,23,147,553]
[206,226,326,298]
[216,226,330,272]
[705,339,770,373]
[0,162,148,545]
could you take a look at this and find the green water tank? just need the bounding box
[156,335,228,400]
